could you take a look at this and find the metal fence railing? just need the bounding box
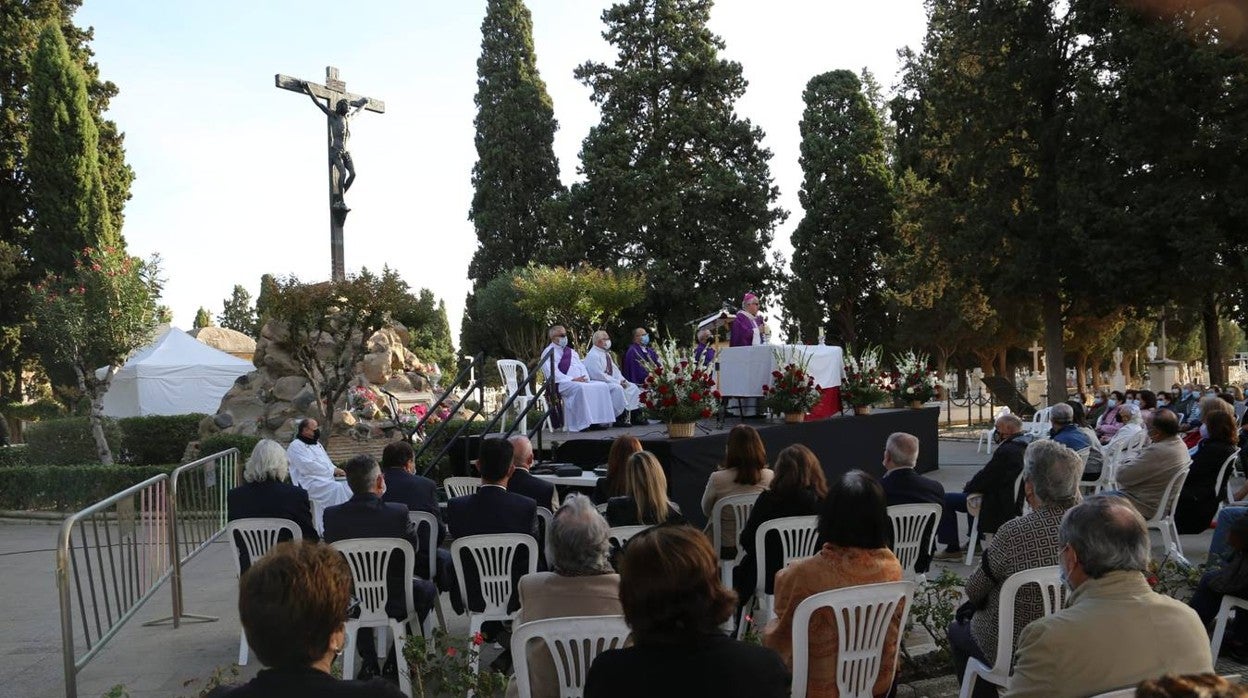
[55,448,240,697]
[56,474,172,698]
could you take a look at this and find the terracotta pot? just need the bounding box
[667,422,695,438]
[853,406,872,416]
[909,400,924,409]
[784,412,805,424]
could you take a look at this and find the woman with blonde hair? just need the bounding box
[605,451,684,526]
[701,425,774,558]
[593,435,642,504]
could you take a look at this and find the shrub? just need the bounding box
[2,398,63,422]
[0,445,28,468]
[0,465,172,511]
[118,414,206,466]
[198,434,261,462]
[24,417,123,466]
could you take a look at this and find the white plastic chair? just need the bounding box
[886,504,941,583]
[1074,447,1091,466]
[451,533,539,673]
[497,359,551,433]
[1024,408,1053,439]
[964,472,1025,566]
[607,525,648,550]
[408,510,447,633]
[959,566,1066,698]
[444,476,483,499]
[711,492,761,587]
[225,518,302,665]
[1211,594,1248,659]
[1217,448,1243,506]
[790,581,915,698]
[1145,466,1190,558]
[737,515,820,639]
[332,537,425,695]
[510,615,631,698]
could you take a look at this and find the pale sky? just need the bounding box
[74,0,927,342]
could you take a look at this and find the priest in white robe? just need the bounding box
[285,417,350,533]
[584,330,642,426]
[540,325,617,433]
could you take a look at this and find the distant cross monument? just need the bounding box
[275,66,385,282]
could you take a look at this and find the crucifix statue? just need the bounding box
[1028,342,1043,376]
[275,66,385,282]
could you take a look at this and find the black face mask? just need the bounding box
[298,428,321,445]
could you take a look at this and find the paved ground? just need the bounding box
[0,439,1230,698]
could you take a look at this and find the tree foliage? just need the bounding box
[393,287,457,374]
[785,69,895,348]
[218,284,257,336]
[193,307,212,329]
[27,246,161,464]
[512,264,646,350]
[571,0,784,328]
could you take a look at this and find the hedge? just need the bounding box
[0,465,173,511]
[24,417,123,466]
[0,445,27,468]
[198,434,261,462]
[118,414,206,466]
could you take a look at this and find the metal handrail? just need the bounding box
[57,473,171,698]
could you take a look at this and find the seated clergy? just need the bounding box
[584,330,643,427]
[285,418,350,534]
[540,325,617,433]
[694,328,716,367]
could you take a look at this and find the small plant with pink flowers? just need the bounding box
[404,629,507,697]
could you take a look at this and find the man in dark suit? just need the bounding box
[323,454,437,679]
[506,435,558,511]
[226,438,320,571]
[380,440,452,591]
[879,432,944,573]
[936,414,1029,559]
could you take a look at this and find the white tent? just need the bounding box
[96,327,254,417]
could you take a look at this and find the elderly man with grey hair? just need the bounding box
[937,413,1031,559]
[583,329,642,426]
[506,493,622,698]
[947,440,1083,696]
[1048,402,1091,452]
[1004,496,1212,697]
[506,434,558,511]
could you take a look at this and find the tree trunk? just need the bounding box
[1122,355,1135,385]
[996,348,1007,378]
[1075,353,1088,394]
[974,350,995,376]
[1203,293,1225,386]
[75,364,116,465]
[1042,290,1067,404]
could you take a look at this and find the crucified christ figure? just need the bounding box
[302,82,369,211]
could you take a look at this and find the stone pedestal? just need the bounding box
[1148,360,1181,394]
[1026,375,1046,407]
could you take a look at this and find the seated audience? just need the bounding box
[1004,496,1212,697]
[1139,389,1158,427]
[379,440,451,591]
[322,454,437,680]
[1189,514,1248,659]
[1103,402,1145,449]
[937,414,1027,558]
[285,418,350,533]
[592,435,642,505]
[732,444,828,606]
[584,525,789,698]
[702,424,774,558]
[1135,674,1248,698]
[1157,391,1176,414]
[206,540,405,697]
[506,493,622,698]
[1096,391,1127,439]
[1086,390,1110,426]
[1174,383,1199,422]
[1115,410,1189,520]
[227,439,319,570]
[1175,411,1239,534]
[1048,403,1091,452]
[1065,400,1104,482]
[879,432,943,574]
[605,451,685,526]
[762,471,904,698]
[948,440,1083,696]
[506,435,558,511]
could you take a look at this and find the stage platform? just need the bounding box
[524,407,940,529]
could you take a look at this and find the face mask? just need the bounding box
[1108,399,1118,408]
[1058,555,1073,591]
[1181,389,1192,398]
[1207,391,1217,398]
[640,335,650,346]
[603,340,612,350]
[1133,399,1142,407]
[1094,396,1105,404]
[556,336,568,348]
[1200,423,1209,440]
[1159,399,1169,407]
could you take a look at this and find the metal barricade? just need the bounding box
[56,474,172,698]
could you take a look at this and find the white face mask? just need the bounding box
[603,340,612,350]
[556,336,568,348]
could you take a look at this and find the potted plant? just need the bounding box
[639,340,720,438]
[762,350,822,423]
[892,350,941,408]
[841,346,892,415]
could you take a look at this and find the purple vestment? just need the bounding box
[730,310,763,347]
[623,343,657,384]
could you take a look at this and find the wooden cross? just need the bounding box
[275,66,385,282]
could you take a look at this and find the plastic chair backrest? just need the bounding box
[226,518,302,575]
[1217,449,1242,501]
[607,525,648,550]
[987,566,1066,676]
[408,510,439,581]
[790,580,915,698]
[753,515,820,596]
[710,492,760,554]
[332,537,416,625]
[445,476,483,498]
[497,359,530,397]
[886,504,941,581]
[1151,466,1190,525]
[510,615,631,698]
[1075,447,1091,466]
[451,533,539,617]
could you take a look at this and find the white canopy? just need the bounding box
[96,327,254,417]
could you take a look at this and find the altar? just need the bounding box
[717,344,843,418]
